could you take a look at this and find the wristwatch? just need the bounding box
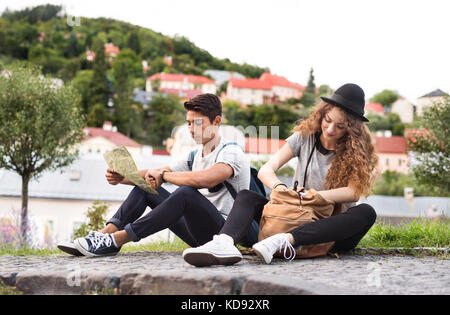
[160,169,169,183]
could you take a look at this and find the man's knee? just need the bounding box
[172,185,199,197]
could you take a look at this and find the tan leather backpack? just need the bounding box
[258,183,341,258]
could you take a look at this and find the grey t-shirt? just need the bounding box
[168,137,250,219]
[286,132,355,212]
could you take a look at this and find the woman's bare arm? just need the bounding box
[317,187,359,203]
[257,143,295,189]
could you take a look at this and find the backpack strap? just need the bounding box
[187,148,198,171]
[302,137,317,188]
[214,142,240,199]
[213,142,240,163]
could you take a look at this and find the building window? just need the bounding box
[386,158,389,166]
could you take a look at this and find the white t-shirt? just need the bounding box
[168,137,250,218]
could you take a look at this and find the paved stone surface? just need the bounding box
[1,252,449,295]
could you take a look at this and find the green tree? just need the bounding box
[0,63,85,245]
[217,81,228,96]
[64,33,81,58]
[28,45,66,75]
[370,89,399,108]
[300,68,316,107]
[72,70,94,116]
[305,68,316,94]
[87,37,109,113]
[318,84,333,97]
[147,94,185,146]
[59,57,80,82]
[127,31,141,55]
[87,103,110,127]
[113,48,142,78]
[366,112,405,136]
[223,100,249,127]
[407,97,450,196]
[112,59,132,136]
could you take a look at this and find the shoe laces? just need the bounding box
[90,233,112,250]
[266,234,296,262]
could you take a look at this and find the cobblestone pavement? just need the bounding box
[1,252,449,295]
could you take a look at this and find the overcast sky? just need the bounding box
[1,0,449,102]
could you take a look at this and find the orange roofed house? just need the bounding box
[86,43,120,63]
[373,136,409,174]
[80,121,142,157]
[146,73,217,97]
[227,72,304,105]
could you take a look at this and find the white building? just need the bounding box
[391,98,415,123]
[146,72,217,95]
[416,89,448,116]
[227,78,273,105]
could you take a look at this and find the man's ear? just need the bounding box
[214,115,222,126]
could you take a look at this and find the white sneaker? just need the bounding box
[252,233,297,264]
[183,234,243,267]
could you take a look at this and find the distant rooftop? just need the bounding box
[419,89,448,98]
[83,126,142,148]
[203,70,245,86]
[148,73,215,85]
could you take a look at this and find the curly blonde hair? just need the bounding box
[293,101,379,198]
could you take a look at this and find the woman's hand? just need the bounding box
[106,168,124,185]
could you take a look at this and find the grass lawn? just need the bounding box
[357,218,450,249]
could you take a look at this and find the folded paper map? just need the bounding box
[103,146,158,195]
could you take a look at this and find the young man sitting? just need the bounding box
[59,94,250,259]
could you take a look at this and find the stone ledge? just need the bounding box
[6,271,349,295]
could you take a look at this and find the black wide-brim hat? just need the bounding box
[320,83,369,122]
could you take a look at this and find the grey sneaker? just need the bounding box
[183,234,243,267]
[57,231,101,256]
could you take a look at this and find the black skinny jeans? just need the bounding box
[107,186,256,247]
[220,189,377,253]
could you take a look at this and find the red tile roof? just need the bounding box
[373,136,406,154]
[83,127,141,147]
[245,138,286,154]
[149,73,215,84]
[365,102,384,113]
[259,72,304,90]
[229,78,272,90]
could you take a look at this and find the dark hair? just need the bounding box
[184,93,222,123]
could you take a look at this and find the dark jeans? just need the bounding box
[107,186,256,247]
[220,189,377,253]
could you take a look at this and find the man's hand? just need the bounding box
[145,169,163,190]
[106,168,124,185]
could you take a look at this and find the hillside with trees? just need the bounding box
[0,4,271,146]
